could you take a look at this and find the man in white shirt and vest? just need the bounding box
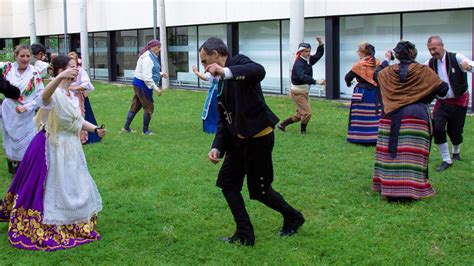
[425,36,474,172]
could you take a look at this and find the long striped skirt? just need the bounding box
[372,115,436,199]
[347,87,381,144]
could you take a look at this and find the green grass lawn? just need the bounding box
[0,82,472,264]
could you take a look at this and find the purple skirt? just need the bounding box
[0,131,101,251]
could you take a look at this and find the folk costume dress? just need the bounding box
[345,56,382,144]
[1,62,44,162]
[0,86,103,251]
[372,62,447,199]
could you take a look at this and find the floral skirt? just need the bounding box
[0,131,100,251]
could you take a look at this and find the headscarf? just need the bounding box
[365,44,375,57]
[296,42,311,58]
[138,40,161,57]
[393,41,417,83]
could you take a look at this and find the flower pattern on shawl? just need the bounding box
[1,63,12,77]
[17,73,42,104]
[21,76,35,97]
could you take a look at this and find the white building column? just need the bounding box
[288,0,304,91]
[80,0,90,73]
[158,0,169,89]
[28,0,37,44]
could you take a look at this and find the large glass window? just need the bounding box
[138,29,156,49]
[88,33,94,79]
[92,32,109,80]
[5,39,14,49]
[168,26,198,87]
[45,36,59,56]
[282,18,326,96]
[403,10,473,106]
[19,38,30,45]
[58,35,67,54]
[339,14,400,98]
[116,30,138,81]
[197,24,227,88]
[239,21,281,93]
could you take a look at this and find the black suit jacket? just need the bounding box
[211,54,279,155]
[0,74,20,99]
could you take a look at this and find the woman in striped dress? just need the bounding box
[345,43,382,144]
[372,41,448,200]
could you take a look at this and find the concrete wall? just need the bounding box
[1,0,473,38]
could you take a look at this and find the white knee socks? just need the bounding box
[438,142,452,164]
[452,144,460,155]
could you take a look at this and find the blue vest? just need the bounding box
[149,51,161,84]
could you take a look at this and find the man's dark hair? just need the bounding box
[199,37,229,56]
[31,43,46,55]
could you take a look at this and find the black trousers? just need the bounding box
[217,132,300,239]
[433,102,468,145]
[216,132,274,199]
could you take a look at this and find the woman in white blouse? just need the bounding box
[1,45,44,174]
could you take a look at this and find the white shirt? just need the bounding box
[204,72,221,83]
[134,50,160,91]
[71,66,94,92]
[424,51,474,98]
[33,59,50,79]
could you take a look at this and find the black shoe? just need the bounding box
[277,124,286,132]
[219,235,255,246]
[452,153,461,161]
[11,161,19,175]
[279,211,305,237]
[7,161,13,174]
[300,123,307,134]
[436,161,452,172]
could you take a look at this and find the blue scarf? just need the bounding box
[201,79,218,120]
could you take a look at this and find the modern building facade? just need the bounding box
[0,0,473,106]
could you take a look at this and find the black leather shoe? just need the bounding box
[277,124,286,132]
[436,161,452,172]
[452,153,461,161]
[279,211,305,237]
[219,235,255,247]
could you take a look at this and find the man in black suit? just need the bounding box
[201,37,304,246]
